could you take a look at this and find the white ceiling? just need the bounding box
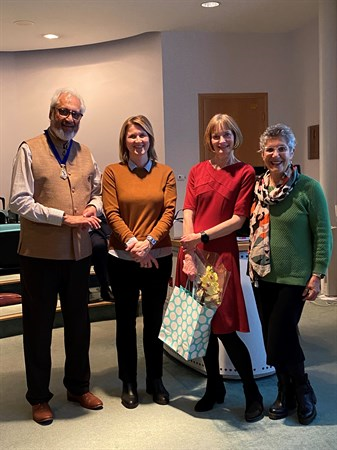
[1,0,319,52]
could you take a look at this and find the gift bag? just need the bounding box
[159,285,215,361]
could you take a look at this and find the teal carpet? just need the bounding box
[0,299,336,449]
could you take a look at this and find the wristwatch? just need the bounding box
[312,273,325,279]
[200,231,210,244]
[146,235,157,247]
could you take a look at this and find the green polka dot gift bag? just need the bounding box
[159,250,230,361]
[159,284,216,361]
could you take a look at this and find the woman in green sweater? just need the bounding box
[249,123,332,425]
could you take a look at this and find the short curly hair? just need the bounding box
[259,123,296,153]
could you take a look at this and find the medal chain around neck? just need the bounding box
[44,129,73,180]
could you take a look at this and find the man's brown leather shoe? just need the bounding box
[32,402,53,425]
[67,391,103,410]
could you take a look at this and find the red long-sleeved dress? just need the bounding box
[175,160,255,334]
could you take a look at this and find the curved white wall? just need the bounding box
[0,33,164,202]
[0,24,323,213]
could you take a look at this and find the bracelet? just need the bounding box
[125,236,138,247]
[312,273,325,279]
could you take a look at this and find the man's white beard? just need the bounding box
[51,125,77,142]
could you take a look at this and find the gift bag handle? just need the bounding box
[185,279,196,298]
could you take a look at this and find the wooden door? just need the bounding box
[198,93,268,167]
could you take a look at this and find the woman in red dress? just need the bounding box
[176,113,263,422]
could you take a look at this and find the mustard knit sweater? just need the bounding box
[102,161,176,250]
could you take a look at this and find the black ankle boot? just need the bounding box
[243,383,264,422]
[146,378,169,405]
[194,378,226,412]
[121,382,139,409]
[295,374,317,425]
[269,374,296,420]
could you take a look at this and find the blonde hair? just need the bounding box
[119,115,158,163]
[204,113,243,153]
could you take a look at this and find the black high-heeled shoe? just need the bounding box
[121,382,139,409]
[146,378,169,405]
[243,383,264,422]
[194,379,226,412]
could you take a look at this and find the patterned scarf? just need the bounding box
[249,165,299,283]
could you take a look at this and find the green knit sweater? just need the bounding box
[262,174,333,286]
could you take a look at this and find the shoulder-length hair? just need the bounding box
[204,113,243,153]
[119,115,158,163]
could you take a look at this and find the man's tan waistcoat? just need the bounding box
[18,134,95,261]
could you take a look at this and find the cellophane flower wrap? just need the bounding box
[192,248,230,310]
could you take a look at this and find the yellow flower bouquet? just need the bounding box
[159,248,230,360]
[193,248,230,310]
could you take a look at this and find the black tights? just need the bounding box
[204,332,256,386]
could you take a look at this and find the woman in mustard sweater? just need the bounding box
[102,115,176,409]
[249,123,333,425]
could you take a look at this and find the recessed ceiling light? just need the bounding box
[201,1,220,7]
[43,34,60,40]
[14,20,35,26]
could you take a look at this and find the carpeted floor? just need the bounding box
[0,298,336,450]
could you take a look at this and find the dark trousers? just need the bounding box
[20,255,92,405]
[107,254,172,383]
[253,280,306,371]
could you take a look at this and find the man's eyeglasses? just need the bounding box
[57,108,83,120]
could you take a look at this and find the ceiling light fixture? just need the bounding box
[43,34,60,40]
[201,1,220,7]
[14,20,35,26]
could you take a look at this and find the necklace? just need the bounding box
[44,129,73,180]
